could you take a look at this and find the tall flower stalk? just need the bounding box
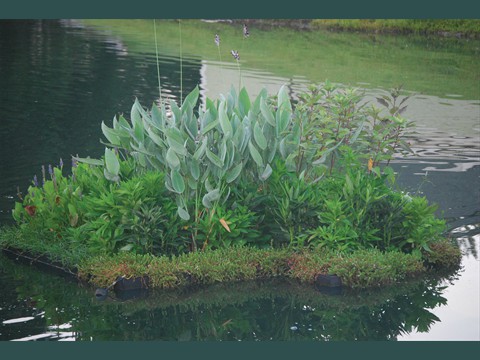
[231,50,241,90]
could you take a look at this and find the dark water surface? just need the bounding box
[0,19,479,341]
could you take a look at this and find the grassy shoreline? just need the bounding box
[238,19,480,38]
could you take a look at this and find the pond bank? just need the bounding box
[234,19,480,38]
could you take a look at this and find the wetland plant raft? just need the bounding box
[1,84,462,292]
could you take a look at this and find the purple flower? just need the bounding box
[48,164,54,178]
[231,50,240,61]
[214,34,220,47]
[243,24,249,38]
[33,175,39,187]
[72,157,78,168]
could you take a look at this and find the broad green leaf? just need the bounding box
[238,87,251,117]
[146,127,166,148]
[117,115,132,131]
[73,156,104,166]
[150,103,164,129]
[177,207,190,221]
[202,188,220,208]
[182,85,199,110]
[248,141,264,167]
[193,138,207,160]
[219,138,227,163]
[184,113,198,140]
[190,158,200,180]
[104,148,120,176]
[218,102,233,138]
[205,98,218,119]
[104,168,120,182]
[169,100,182,124]
[132,118,145,144]
[166,136,187,156]
[253,122,267,150]
[267,139,278,163]
[201,119,219,135]
[276,110,291,136]
[204,177,214,192]
[260,98,276,126]
[166,147,180,169]
[260,163,273,181]
[187,177,198,190]
[252,88,268,115]
[171,169,185,194]
[131,99,143,129]
[277,85,292,112]
[226,162,243,183]
[101,121,120,146]
[206,148,224,168]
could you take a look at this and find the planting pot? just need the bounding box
[314,274,342,288]
[113,275,150,291]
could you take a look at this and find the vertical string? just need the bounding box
[179,19,183,105]
[153,19,162,104]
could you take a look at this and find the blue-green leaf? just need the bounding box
[248,141,264,167]
[218,102,233,138]
[253,122,267,150]
[238,87,251,117]
[73,156,103,166]
[177,207,190,221]
[201,119,219,135]
[193,138,207,160]
[166,147,180,169]
[206,148,224,168]
[260,163,273,181]
[202,188,220,208]
[171,169,185,194]
[226,162,243,183]
[182,85,199,110]
[104,148,120,176]
[260,98,276,126]
[190,158,200,180]
[101,121,121,146]
[277,85,292,112]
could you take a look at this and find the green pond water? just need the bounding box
[0,19,479,341]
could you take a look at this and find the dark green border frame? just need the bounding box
[1,0,479,358]
[2,341,479,359]
[1,0,479,19]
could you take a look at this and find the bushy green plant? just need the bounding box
[73,170,182,255]
[9,82,450,264]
